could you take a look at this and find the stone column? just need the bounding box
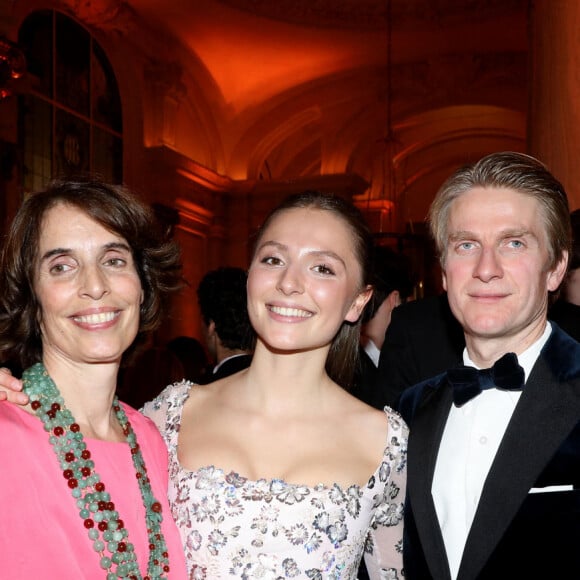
[528,0,580,210]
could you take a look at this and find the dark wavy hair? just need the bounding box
[252,191,373,389]
[0,178,183,368]
[197,267,255,351]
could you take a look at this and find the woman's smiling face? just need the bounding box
[247,206,371,353]
[34,203,143,367]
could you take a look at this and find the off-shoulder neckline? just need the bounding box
[163,380,399,492]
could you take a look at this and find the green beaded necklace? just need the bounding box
[23,363,171,580]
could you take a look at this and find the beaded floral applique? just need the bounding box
[143,381,408,579]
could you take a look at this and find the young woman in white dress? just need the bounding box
[143,191,408,579]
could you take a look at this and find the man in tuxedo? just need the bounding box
[352,246,413,580]
[352,245,414,406]
[376,291,578,413]
[399,151,580,580]
[197,267,254,383]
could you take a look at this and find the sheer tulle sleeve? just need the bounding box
[364,411,408,579]
[140,380,193,448]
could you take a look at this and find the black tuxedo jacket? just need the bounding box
[374,294,464,409]
[351,347,379,407]
[549,299,580,342]
[399,324,580,580]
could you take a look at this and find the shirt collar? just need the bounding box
[463,322,552,382]
[363,339,381,367]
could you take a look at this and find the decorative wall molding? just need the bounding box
[216,0,526,29]
[68,0,137,34]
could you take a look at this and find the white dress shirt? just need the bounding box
[363,339,381,367]
[431,323,552,580]
[212,353,248,375]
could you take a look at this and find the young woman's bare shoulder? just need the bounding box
[181,380,220,412]
[334,389,391,436]
[184,372,244,411]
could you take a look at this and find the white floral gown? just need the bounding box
[142,382,408,580]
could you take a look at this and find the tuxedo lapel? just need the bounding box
[458,328,580,579]
[407,380,455,580]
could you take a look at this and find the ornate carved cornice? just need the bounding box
[388,51,526,106]
[144,60,186,101]
[216,0,527,29]
[68,0,137,34]
[217,0,387,30]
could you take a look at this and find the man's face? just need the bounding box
[442,187,567,351]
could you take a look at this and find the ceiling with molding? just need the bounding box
[115,0,528,225]
[127,0,528,111]
[2,0,527,226]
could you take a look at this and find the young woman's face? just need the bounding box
[33,203,143,367]
[247,206,371,353]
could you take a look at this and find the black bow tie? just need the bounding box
[447,352,525,406]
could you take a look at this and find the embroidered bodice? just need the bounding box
[142,381,407,579]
